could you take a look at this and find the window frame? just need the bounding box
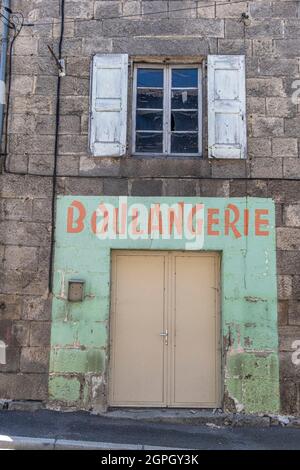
[132,63,203,157]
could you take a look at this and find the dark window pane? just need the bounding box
[137,69,163,88]
[172,68,198,88]
[171,89,198,110]
[171,133,198,154]
[136,110,163,131]
[136,132,163,153]
[171,111,198,132]
[137,89,163,109]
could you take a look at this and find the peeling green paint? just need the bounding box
[49,196,279,413]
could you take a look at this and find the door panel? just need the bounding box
[109,252,166,406]
[109,251,220,408]
[171,253,220,407]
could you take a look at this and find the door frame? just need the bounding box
[108,249,222,409]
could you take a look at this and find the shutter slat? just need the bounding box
[208,55,246,159]
[90,54,128,157]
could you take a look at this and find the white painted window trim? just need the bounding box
[132,63,203,157]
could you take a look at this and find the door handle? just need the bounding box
[160,330,168,345]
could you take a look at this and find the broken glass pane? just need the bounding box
[171,111,198,132]
[136,110,163,131]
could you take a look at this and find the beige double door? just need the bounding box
[109,251,221,408]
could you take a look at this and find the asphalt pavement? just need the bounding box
[0,410,300,450]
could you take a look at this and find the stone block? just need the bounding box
[280,380,298,415]
[0,220,51,247]
[169,1,196,18]
[284,204,300,227]
[0,373,48,400]
[278,300,289,326]
[11,96,54,115]
[0,294,22,321]
[247,78,285,97]
[113,37,217,55]
[1,198,32,221]
[60,77,89,96]
[94,1,122,18]
[65,0,94,19]
[0,175,52,199]
[58,135,88,155]
[56,155,80,176]
[211,160,247,178]
[293,276,300,299]
[225,19,245,38]
[284,158,300,178]
[199,179,230,197]
[252,39,274,57]
[247,97,266,115]
[248,138,271,158]
[28,155,54,176]
[32,199,52,223]
[278,275,293,300]
[59,96,89,114]
[273,139,298,157]
[266,98,296,118]
[279,326,300,351]
[0,347,20,373]
[123,1,141,18]
[246,20,283,39]
[275,39,300,57]
[103,18,224,38]
[163,179,198,197]
[277,250,300,275]
[11,75,35,96]
[268,180,300,203]
[288,301,300,325]
[4,246,38,272]
[20,347,49,373]
[103,178,129,195]
[250,158,283,178]
[30,322,51,347]
[79,157,120,177]
[252,117,284,137]
[22,296,52,322]
[131,179,163,196]
[218,39,250,55]
[82,38,113,55]
[13,37,38,56]
[64,177,104,196]
[277,227,300,250]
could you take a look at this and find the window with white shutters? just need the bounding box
[89,54,247,160]
[90,54,128,157]
[207,55,246,159]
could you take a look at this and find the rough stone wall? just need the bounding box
[0,0,300,413]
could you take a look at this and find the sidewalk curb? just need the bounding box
[0,435,185,450]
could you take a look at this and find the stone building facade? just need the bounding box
[0,0,300,414]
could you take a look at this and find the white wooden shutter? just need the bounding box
[208,55,246,159]
[90,54,128,157]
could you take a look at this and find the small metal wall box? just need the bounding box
[68,280,85,302]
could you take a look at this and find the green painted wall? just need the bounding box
[49,196,279,413]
